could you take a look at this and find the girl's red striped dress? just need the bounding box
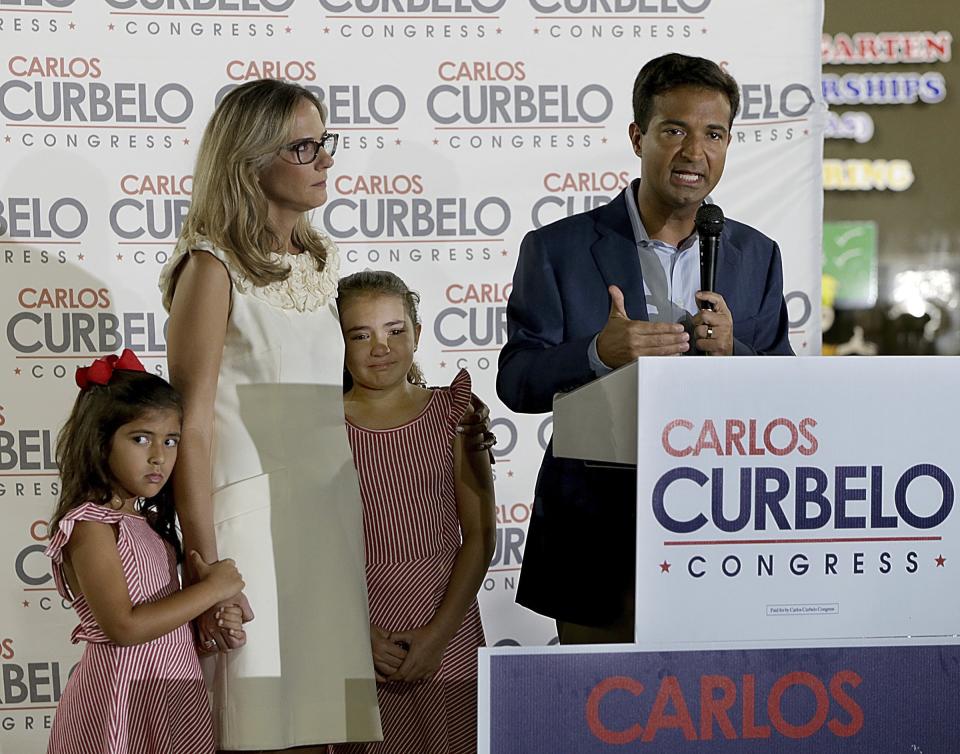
[45,502,214,754]
[337,369,485,754]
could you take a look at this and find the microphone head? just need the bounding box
[695,204,725,237]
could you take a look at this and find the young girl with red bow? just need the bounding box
[45,349,245,754]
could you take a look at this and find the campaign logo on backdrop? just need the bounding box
[0,193,87,267]
[216,60,407,152]
[486,501,532,592]
[525,0,711,42]
[430,274,553,595]
[327,173,505,266]
[0,0,76,36]
[484,412,552,592]
[731,77,818,146]
[0,636,75,734]
[785,288,815,350]
[433,279,510,371]
[530,169,629,229]
[5,286,168,383]
[0,405,59,502]
[108,173,191,268]
[103,0,292,38]
[317,0,504,41]
[11,516,73,618]
[0,55,192,152]
[428,59,614,151]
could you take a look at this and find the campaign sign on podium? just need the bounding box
[554,356,960,643]
[554,357,960,642]
[631,356,959,643]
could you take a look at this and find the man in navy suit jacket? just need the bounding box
[497,53,794,644]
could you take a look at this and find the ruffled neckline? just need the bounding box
[160,235,340,313]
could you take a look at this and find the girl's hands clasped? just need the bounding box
[370,624,407,682]
[387,623,448,683]
[189,550,244,602]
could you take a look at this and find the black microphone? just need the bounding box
[695,204,724,310]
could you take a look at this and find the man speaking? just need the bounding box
[497,53,794,644]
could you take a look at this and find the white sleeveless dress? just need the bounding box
[160,237,382,749]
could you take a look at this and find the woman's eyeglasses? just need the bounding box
[279,133,339,164]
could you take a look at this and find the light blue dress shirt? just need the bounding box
[588,180,701,375]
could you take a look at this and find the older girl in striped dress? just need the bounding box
[333,271,497,754]
[44,350,245,754]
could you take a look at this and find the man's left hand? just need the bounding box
[693,292,734,356]
[458,393,496,456]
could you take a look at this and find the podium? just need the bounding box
[479,356,960,753]
[551,355,960,644]
[552,359,639,466]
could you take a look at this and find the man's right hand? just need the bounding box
[596,285,689,368]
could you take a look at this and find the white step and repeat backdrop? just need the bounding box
[1,2,823,750]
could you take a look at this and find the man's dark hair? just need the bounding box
[632,53,740,132]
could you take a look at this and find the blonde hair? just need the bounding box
[178,79,329,285]
[338,270,426,388]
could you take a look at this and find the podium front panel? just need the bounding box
[633,356,960,644]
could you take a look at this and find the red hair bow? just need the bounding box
[75,349,146,390]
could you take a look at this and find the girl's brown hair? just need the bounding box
[51,371,184,560]
[338,270,426,388]
[175,79,330,288]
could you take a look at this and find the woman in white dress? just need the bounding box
[159,79,382,752]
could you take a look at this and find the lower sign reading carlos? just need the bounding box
[480,641,960,752]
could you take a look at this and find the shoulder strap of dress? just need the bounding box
[445,368,473,435]
[158,237,233,312]
[44,502,126,601]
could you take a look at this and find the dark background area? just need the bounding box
[823,1,958,354]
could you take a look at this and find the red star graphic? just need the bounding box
[936,554,946,567]
[285,26,292,34]
[507,470,514,478]
[116,254,124,262]
[601,137,608,144]
[22,600,29,608]
[108,23,115,31]
[533,27,540,34]
[69,22,76,30]
[394,138,402,146]
[77,253,85,261]
[3,135,10,143]
[496,27,502,34]
[500,250,508,257]
[701,27,708,34]
[323,27,330,34]
[439,361,447,368]
[14,368,22,376]
[659,560,671,573]
[182,138,190,145]
[432,138,439,145]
